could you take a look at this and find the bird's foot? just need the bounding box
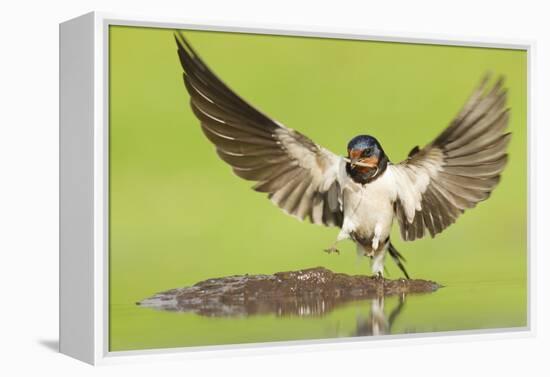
[373,272,384,281]
[324,245,340,255]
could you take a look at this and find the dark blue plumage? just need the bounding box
[347,135,382,152]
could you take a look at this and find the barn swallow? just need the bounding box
[174,32,510,279]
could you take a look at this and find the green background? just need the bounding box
[109,25,527,351]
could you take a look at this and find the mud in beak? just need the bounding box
[348,149,363,168]
[349,156,378,169]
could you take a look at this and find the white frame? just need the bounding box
[59,11,536,365]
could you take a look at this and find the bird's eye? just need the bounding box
[362,148,372,157]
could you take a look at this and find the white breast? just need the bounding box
[341,171,397,245]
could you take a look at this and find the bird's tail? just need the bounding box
[388,241,410,279]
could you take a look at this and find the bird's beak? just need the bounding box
[348,156,378,169]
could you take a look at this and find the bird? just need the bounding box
[174,32,511,279]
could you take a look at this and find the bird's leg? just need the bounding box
[371,224,382,251]
[324,230,350,255]
[324,245,340,255]
[371,250,386,279]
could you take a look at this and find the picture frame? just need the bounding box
[59,11,535,365]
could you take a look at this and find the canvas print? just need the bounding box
[108,25,527,351]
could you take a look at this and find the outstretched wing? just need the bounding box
[388,76,511,241]
[175,33,345,227]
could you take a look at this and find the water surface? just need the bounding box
[111,279,526,351]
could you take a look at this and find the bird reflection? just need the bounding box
[354,294,406,336]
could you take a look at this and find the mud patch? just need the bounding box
[137,266,440,317]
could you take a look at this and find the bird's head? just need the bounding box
[346,135,389,184]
